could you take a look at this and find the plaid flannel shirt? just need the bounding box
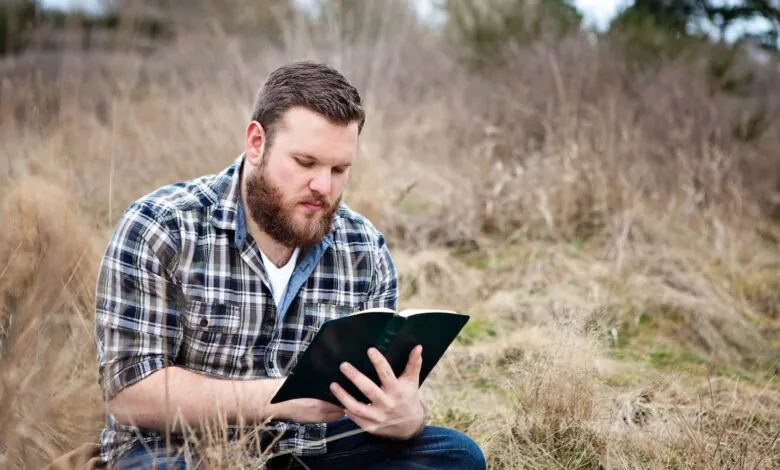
[94,153,398,464]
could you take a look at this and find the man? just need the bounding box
[94,61,486,469]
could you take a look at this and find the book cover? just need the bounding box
[270,308,470,407]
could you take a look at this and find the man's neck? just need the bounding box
[251,226,296,268]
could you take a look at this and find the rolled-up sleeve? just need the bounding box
[361,233,399,311]
[94,201,184,401]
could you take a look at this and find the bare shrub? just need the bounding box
[0,176,104,468]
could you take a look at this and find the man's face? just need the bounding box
[244,106,359,249]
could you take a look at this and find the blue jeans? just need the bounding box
[112,418,486,469]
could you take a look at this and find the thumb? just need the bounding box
[401,345,423,383]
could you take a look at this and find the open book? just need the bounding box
[270,307,470,406]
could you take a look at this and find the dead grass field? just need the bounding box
[1,4,779,469]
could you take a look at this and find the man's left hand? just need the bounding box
[330,345,426,440]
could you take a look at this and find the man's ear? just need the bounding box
[244,121,266,165]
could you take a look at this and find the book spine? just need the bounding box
[374,315,404,355]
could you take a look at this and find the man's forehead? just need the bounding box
[279,106,358,130]
[275,112,358,164]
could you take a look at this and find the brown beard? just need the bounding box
[244,162,340,250]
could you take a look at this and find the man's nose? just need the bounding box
[309,169,331,196]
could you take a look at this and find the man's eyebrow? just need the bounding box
[293,153,352,167]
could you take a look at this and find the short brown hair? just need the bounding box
[250,61,365,150]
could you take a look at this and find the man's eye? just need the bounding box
[297,159,314,168]
[332,167,346,174]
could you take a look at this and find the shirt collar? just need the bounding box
[208,153,244,240]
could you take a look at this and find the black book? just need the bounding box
[270,308,470,406]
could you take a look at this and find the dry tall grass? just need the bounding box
[1,3,779,469]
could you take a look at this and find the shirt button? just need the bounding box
[200,318,209,327]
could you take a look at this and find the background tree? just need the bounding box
[705,0,780,51]
[0,0,40,56]
[608,0,779,145]
[609,0,780,56]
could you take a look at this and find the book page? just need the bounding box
[349,307,396,315]
[397,308,458,317]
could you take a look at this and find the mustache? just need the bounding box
[297,193,330,206]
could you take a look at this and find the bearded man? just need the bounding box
[94,61,486,470]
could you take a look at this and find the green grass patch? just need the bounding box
[603,369,645,387]
[604,303,773,386]
[645,344,705,369]
[456,316,500,346]
[452,249,490,269]
[401,198,429,215]
[431,406,480,433]
[472,377,492,390]
[614,342,762,385]
[452,245,536,270]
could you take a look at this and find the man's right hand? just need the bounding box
[267,398,345,424]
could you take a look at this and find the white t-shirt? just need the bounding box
[259,247,300,310]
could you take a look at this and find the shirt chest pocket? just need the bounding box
[183,299,244,333]
[180,299,257,377]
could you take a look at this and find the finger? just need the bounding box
[400,345,423,383]
[344,410,380,434]
[330,382,383,422]
[345,407,416,436]
[367,348,397,387]
[339,361,393,408]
